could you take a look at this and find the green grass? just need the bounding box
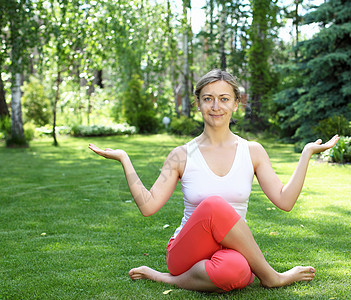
[1,134,350,299]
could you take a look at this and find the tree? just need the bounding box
[1,0,38,146]
[38,0,87,146]
[274,0,351,143]
[181,0,193,117]
[246,0,280,129]
[283,0,305,58]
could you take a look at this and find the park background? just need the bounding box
[1,0,351,299]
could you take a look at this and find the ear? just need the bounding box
[233,100,239,112]
[195,96,200,111]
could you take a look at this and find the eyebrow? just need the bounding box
[201,93,232,97]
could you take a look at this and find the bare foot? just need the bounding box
[261,266,315,288]
[129,266,171,283]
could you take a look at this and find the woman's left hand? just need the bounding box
[303,134,340,156]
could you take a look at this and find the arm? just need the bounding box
[250,135,339,212]
[88,144,184,217]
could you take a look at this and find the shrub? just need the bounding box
[123,75,159,133]
[23,122,36,142]
[320,136,351,163]
[170,116,203,136]
[313,115,351,142]
[70,124,136,137]
[135,111,159,134]
[22,76,52,127]
[0,115,11,140]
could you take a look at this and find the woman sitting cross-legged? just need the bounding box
[89,69,339,292]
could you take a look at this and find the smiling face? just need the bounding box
[197,80,238,128]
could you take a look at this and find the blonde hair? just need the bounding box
[194,69,241,102]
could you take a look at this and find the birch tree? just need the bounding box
[1,0,38,146]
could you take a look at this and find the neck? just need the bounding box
[199,125,235,146]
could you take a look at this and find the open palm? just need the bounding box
[304,135,339,155]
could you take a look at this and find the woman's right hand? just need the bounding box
[88,143,127,162]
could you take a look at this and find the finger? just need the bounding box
[105,148,113,151]
[315,139,322,144]
[89,143,99,150]
[325,135,340,147]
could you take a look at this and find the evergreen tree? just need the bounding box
[274,0,351,143]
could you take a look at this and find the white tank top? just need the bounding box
[172,136,254,238]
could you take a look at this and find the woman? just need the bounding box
[89,69,339,292]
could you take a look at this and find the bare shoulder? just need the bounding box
[164,145,187,177]
[168,145,187,161]
[248,141,266,153]
[248,141,270,170]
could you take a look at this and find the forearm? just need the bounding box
[120,154,154,216]
[279,148,312,211]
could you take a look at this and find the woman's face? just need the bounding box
[197,80,238,127]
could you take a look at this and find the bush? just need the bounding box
[123,75,159,133]
[313,115,351,142]
[0,115,11,140]
[34,126,71,137]
[24,122,36,142]
[170,116,203,136]
[22,76,52,127]
[70,124,136,137]
[135,111,159,134]
[320,136,351,164]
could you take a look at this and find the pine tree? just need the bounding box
[274,0,351,142]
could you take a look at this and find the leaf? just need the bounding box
[162,289,172,295]
[163,224,170,229]
[270,232,279,236]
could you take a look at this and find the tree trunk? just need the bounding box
[9,72,26,146]
[294,0,300,59]
[220,2,227,70]
[182,2,191,117]
[0,73,9,117]
[52,71,61,146]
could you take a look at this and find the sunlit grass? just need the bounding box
[0,134,350,299]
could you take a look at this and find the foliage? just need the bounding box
[23,122,36,142]
[70,124,136,137]
[313,115,351,142]
[35,125,71,137]
[0,115,11,140]
[22,76,52,127]
[320,136,351,163]
[123,74,159,134]
[274,0,351,144]
[170,116,203,136]
[246,0,280,129]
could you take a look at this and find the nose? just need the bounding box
[212,98,219,110]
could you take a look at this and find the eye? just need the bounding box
[203,97,212,102]
[221,97,229,102]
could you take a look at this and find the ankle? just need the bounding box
[260,271,282,288]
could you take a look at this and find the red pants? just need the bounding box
[166,196,255,291]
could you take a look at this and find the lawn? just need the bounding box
[0,134,350,299]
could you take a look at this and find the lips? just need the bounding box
[209,114,224,118]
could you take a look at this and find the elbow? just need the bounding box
[140,207,156,217]
[280,204,293,212]
[282,207,292,212]
[141,211,153,217]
